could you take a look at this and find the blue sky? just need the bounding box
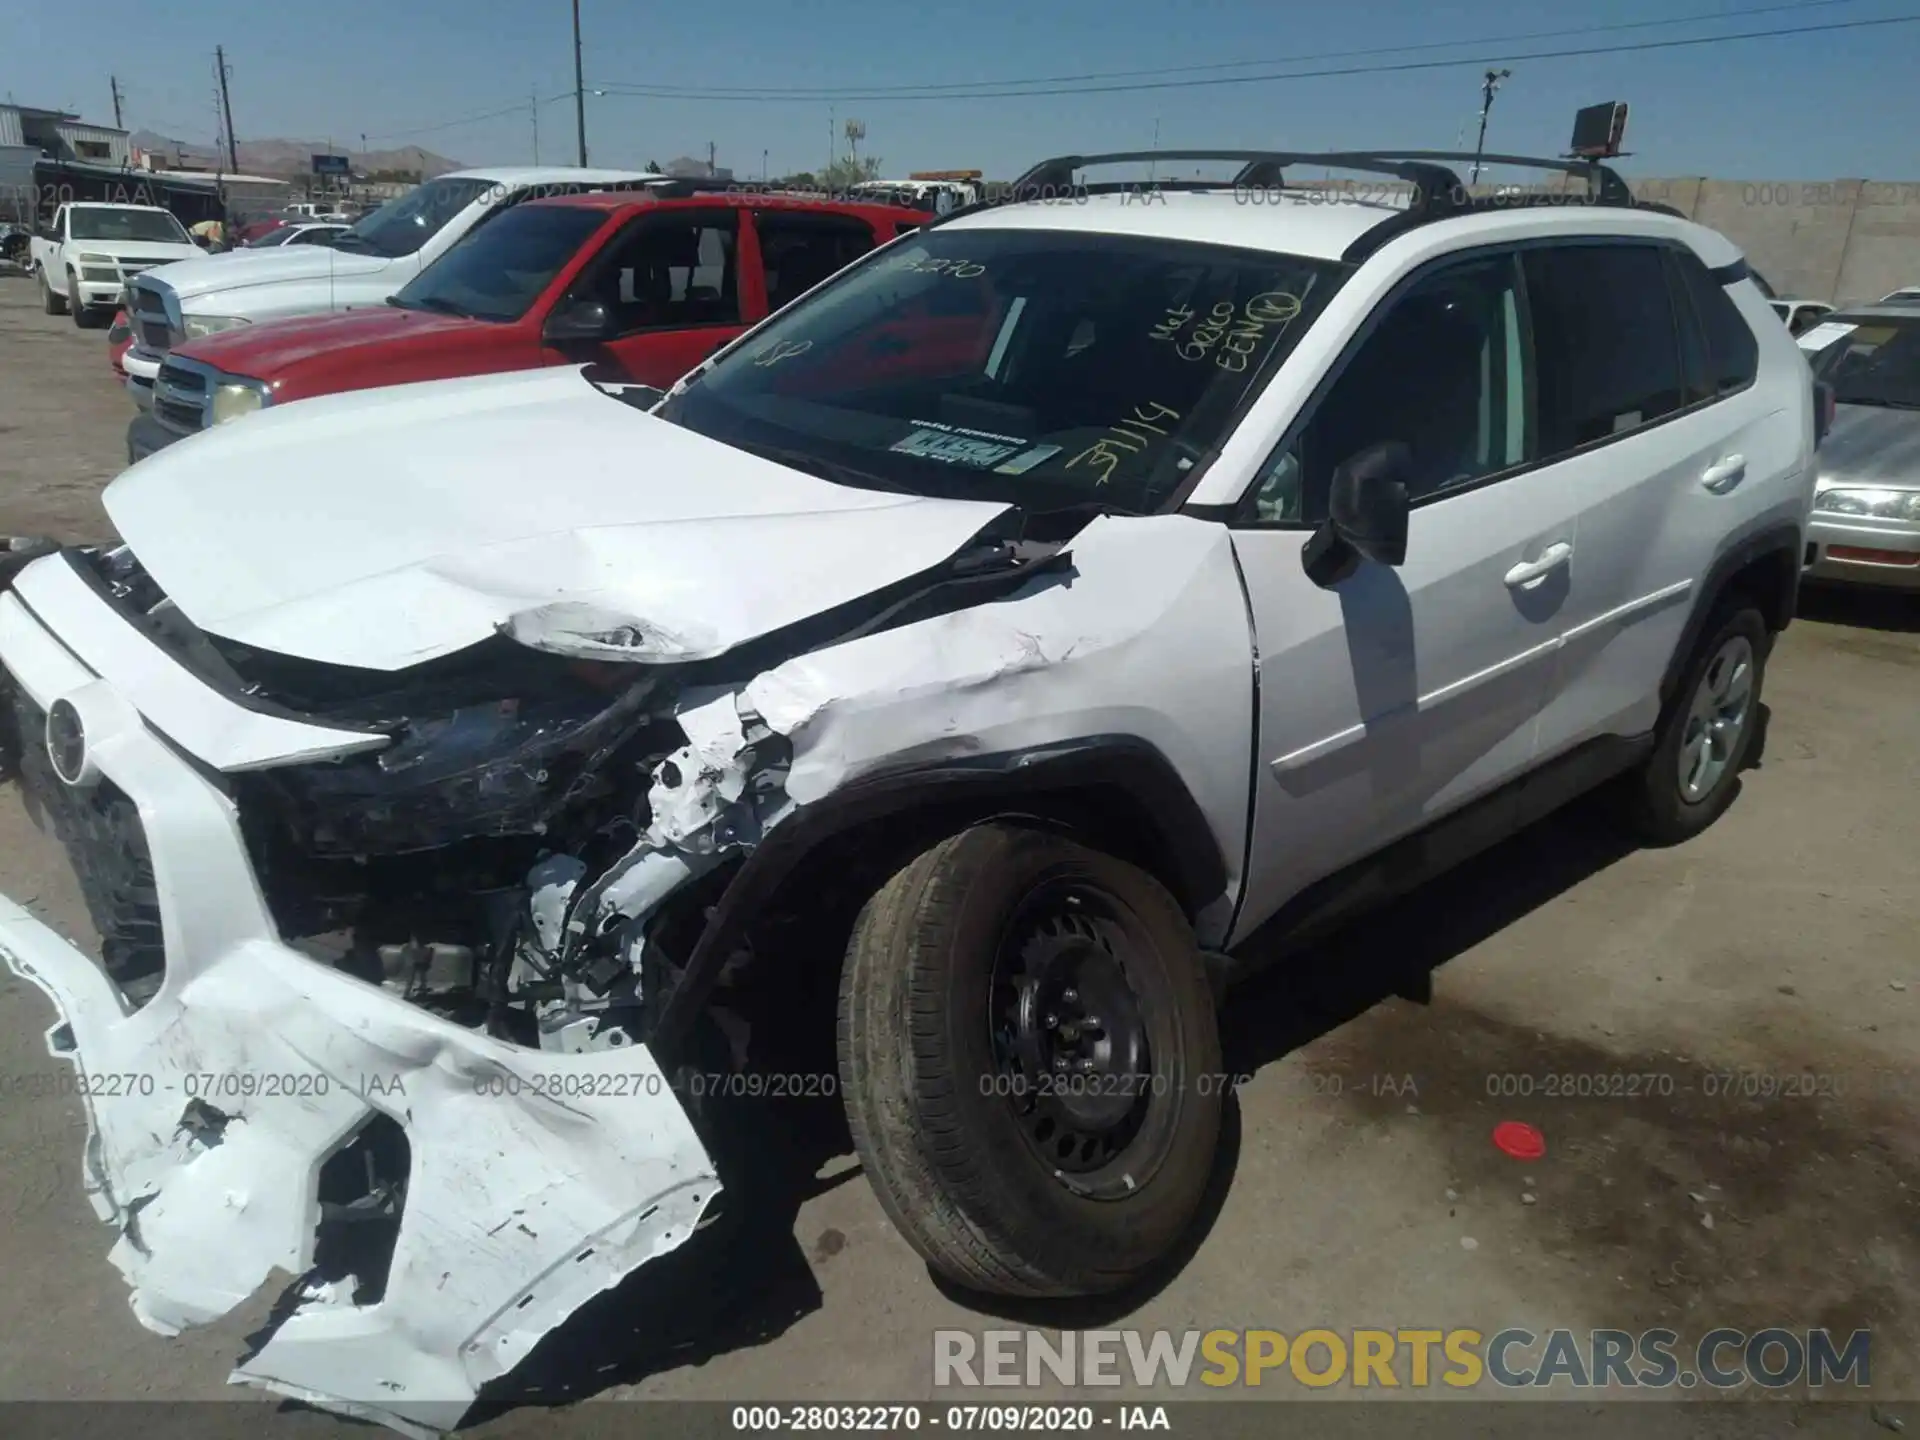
[8,0,1920,180]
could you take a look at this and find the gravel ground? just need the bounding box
[0,273,1916,1435]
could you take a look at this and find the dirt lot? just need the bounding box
[0,273,1917,1434]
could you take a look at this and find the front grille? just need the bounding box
[9,689,165,999]
[155,396,203,431]
[154,361,208,433]
[158,362,206,394]
[131,281,176,355]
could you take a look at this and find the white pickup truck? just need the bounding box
[29,203,203,328]
[122,166,658,408]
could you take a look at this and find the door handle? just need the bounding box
[1701,454,1747,493]
[1504,541,1573,589]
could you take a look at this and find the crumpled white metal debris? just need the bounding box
[0,668,718,1435]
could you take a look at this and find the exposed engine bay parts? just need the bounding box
[0,508,1253,1431]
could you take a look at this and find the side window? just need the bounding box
[1664,250,1714,406]
[576,211,739,334]
[757,211,878,312]
[1672,249,1758,398]
[1523,244,1685,458]
[1246,253,1528,524]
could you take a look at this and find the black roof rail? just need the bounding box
[924,146,1646,254]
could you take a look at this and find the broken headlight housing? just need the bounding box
[261,681,668,858]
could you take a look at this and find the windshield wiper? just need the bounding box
[388,294,470,318]
[730,439,908,494]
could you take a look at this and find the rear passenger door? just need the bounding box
[1530,242,1788,760]
[751,209,880,315]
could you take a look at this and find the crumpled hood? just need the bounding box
[141,244,390,304]
[1816,403,1920,489]
[104,366,1014,672]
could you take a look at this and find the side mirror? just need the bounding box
[544,298,614,344]
[1302,441,1413,588]
[1813,380,1836,448]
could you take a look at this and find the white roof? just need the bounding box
[941,190,1409,260]
[443,166,663,186]
[939,186,1733,266]
[67,201,175,212]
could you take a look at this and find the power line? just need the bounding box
[593,0,1860,98]
[592,11,1920,103]
[362,93,571,143]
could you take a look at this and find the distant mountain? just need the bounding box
[127,130,462,179]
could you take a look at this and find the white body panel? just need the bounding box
[104,367,1013,672]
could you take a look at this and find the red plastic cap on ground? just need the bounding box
[1492,1121,1546,1160]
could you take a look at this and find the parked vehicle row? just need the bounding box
[3,143,1827,1434]
[118,166,670,407]
[129,182,920,459]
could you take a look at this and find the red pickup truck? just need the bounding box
[129,186,924,461]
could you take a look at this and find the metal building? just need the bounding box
[0,104,131,166]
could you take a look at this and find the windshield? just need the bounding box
[657,227,1348,514]
[1811,316,1920,408]
[249,227,296,247]
[68,207,190,244]
[392,203,608,322]
[335,176,493,258]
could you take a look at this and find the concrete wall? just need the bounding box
[1633,177,1920,306]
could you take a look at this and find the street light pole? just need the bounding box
[1469,68,1511,187]
[572,0,588,166]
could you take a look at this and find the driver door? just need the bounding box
[544,209,749,387]
[1226,248,1582,941]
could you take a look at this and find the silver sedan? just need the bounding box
[1802,304,1920,591]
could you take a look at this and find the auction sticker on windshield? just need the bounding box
[890,418,1055,471]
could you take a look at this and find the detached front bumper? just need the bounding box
[1806,512,1920,591]
[0,556,719,1433]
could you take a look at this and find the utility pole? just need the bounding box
[571,0,588,166]
[708,140,716,176]
[531,90,540,165]
[1469,68,1510,187]
[110,76,123,128]
[215,46,239,172]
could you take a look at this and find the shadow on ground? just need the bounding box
[1796,581,1920,635]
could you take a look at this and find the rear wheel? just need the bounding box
[838,823,1221,1298]
[1619,603,1768,843]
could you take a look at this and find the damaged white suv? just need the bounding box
[0,149,1817,1430]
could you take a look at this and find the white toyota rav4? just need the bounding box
[0,150,1821,1430]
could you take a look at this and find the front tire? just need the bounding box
[838,823,1221,1298]
[42,268,67,314]
[68,273,92,327]
[1620,602,1769,844]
